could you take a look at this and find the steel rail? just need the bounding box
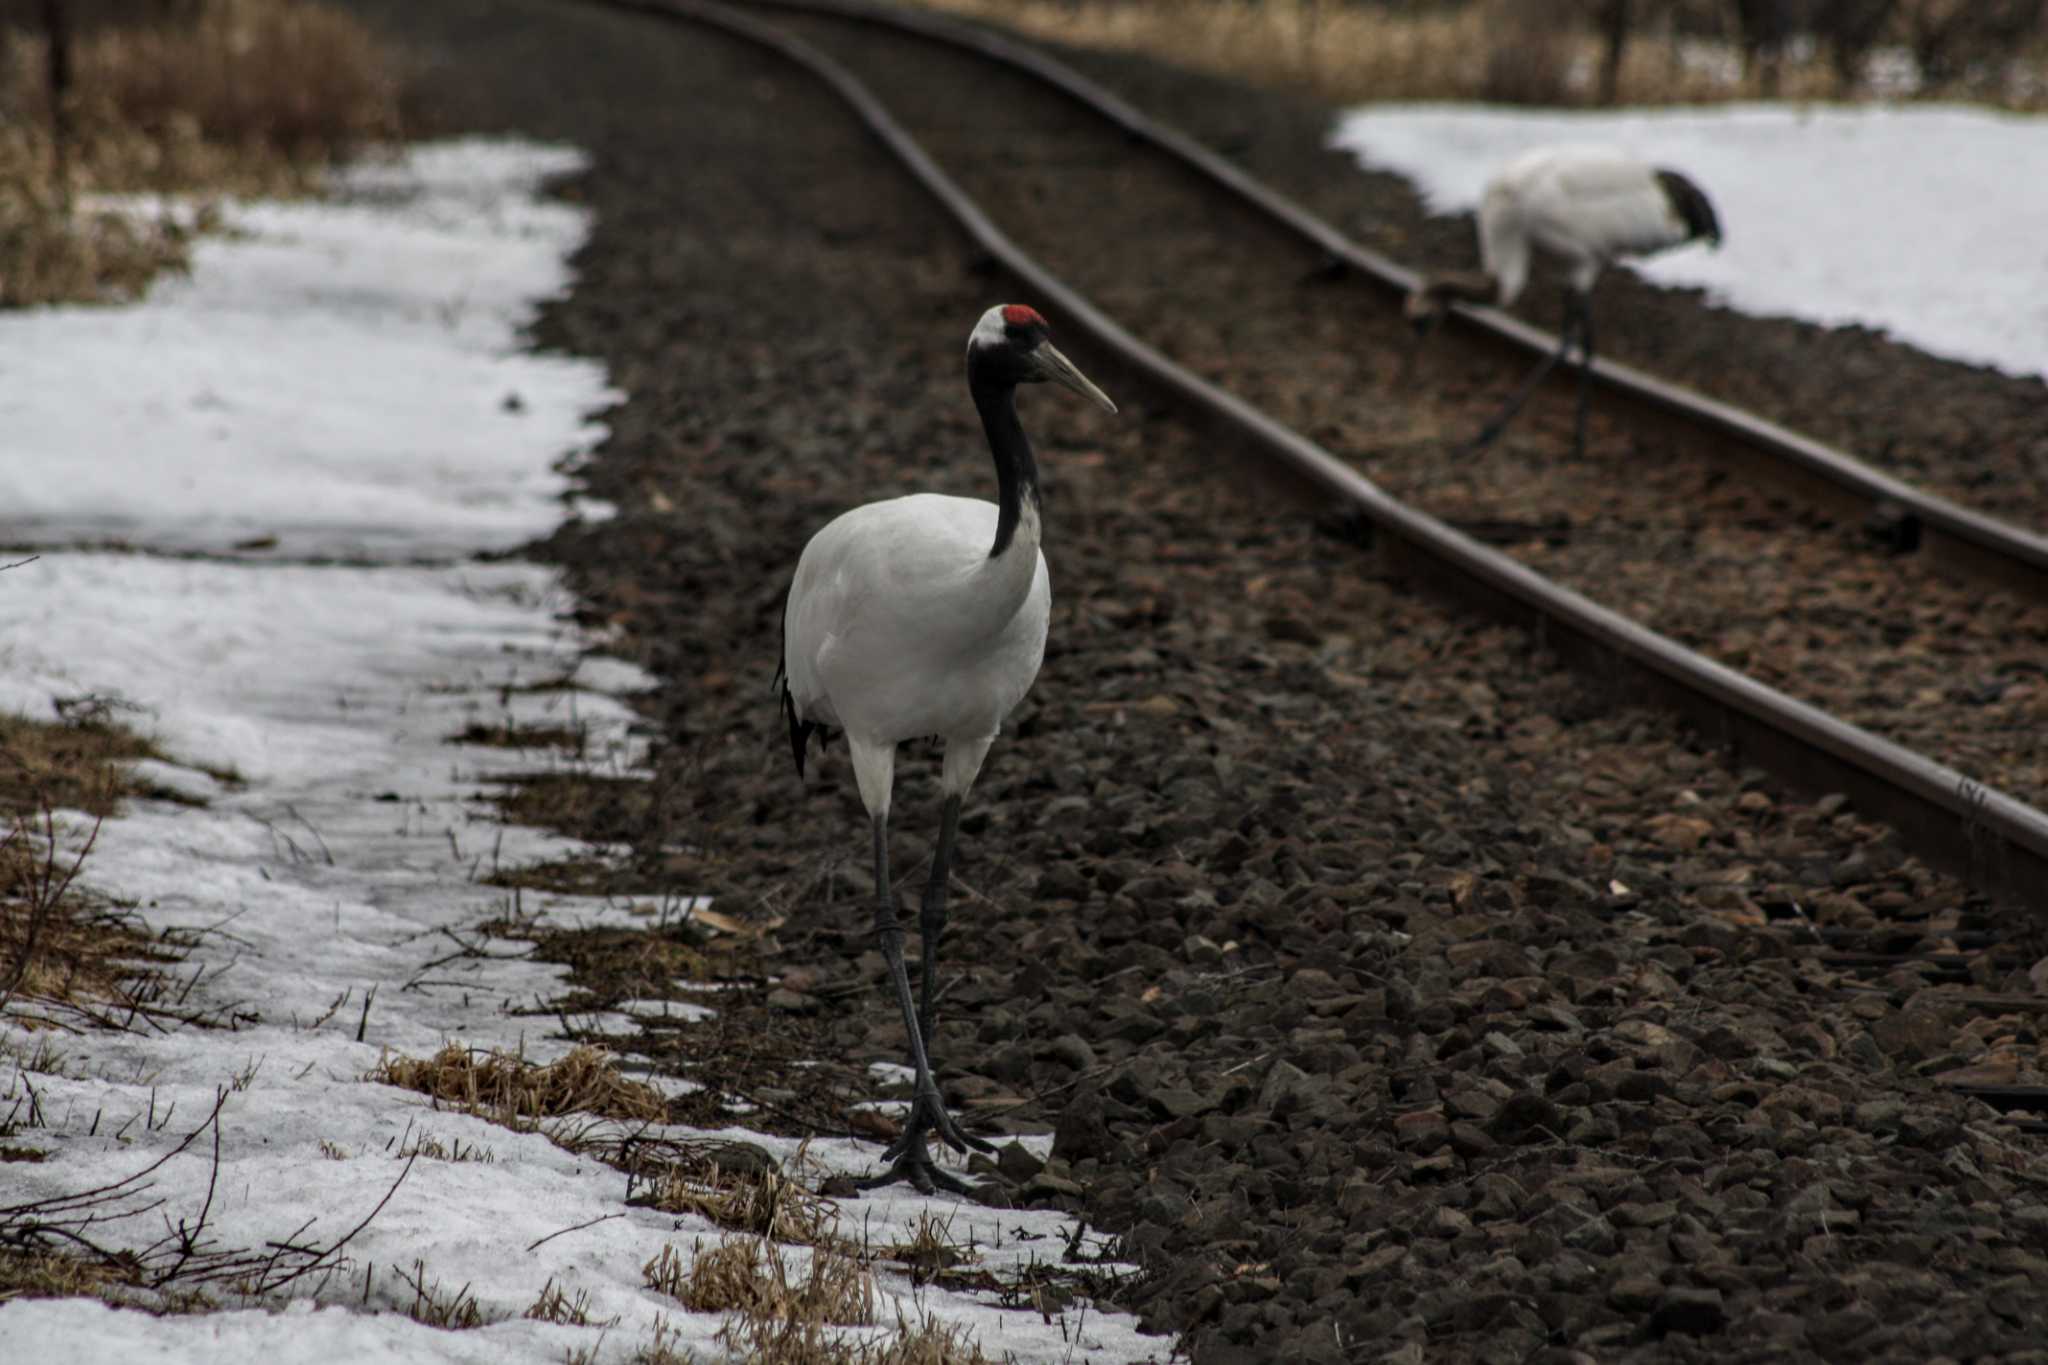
[589,0,2048,905]
[734,0,2048,599]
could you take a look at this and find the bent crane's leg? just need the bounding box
[846,737,983,1196]
[1570,290,1595,460]
[1469,303,1577,455]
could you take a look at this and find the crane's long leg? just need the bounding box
[1468,304,1579,455]
[916,793,963,1051]
[856,809,990,1197]
[1571,292,1595,460]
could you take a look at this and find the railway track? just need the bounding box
[356,0,2048,1351]
[603,0,2048,913]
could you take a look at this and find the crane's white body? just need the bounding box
[774,304,1111,1194]
[782,490,1048,815]
[1478,145,1705,305]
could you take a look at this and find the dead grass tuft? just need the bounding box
[0,711,163,818]
[524,1275,615,1328]
[878,1211,975,1284]
[396,1130,496,1164]
[491,772,660,848]
[394,1258,488,1330]
[0,1246,131,1304]
[0,714,178,1023]
[371,1043,667,1131]
[645,1235,874,1327]
[450,721,587,754]
[629,1151,842,1248]
[717,1305,1000,1365]
[0,0,404,307]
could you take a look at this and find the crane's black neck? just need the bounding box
[970,375,1040,560]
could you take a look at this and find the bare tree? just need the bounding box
[1893,0,2045,91]
[1810,0,1895,92]
[1592,0,1634,104]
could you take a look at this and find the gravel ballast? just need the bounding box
[345,3,2048,1360]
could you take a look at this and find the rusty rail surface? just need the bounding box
[584,0,2048,906]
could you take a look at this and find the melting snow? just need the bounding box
[0,139,1161,1362]
[1331,102,2048,381]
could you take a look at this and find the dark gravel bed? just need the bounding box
[347,2,2048,1361]
[768,9,2048,815]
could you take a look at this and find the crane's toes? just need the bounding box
[930,1106,997,1157]
[855,1148,982,1198]
[883,1090,995,1161]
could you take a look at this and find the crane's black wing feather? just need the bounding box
[773,588,829,779]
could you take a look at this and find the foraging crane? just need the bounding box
[777,304,1116,1195]
[1405,145,1721,457]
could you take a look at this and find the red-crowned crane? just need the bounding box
[1405,144,1722,457]
[777,304,1116,1195]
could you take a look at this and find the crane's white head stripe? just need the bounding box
[969,303,1049,356]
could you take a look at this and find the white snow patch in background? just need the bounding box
[1330,103,2048,381]
[0,138,618,562]
[0,139,1162,1363]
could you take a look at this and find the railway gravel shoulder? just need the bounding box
[344,2,2048,1360]
[755,4,2048,826]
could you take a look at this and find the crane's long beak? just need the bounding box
[1033,342,1117,414]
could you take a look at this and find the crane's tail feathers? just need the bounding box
[778,674,829,779]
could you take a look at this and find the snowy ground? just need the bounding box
[0,140,1161,1363]
[1330,103,2048,382]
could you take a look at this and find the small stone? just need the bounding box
[1395,1108,1450,1151]
[766,988,817,1014]
[1045,1033,1097,1070]
[1652,1287,1727,1337]
[1482,1031,1524,1060]
[1024,1169,1086,1200]
[1449,1121,1498,1158]
[1608,1275,1662,1312]
[996,1141,1044,1184]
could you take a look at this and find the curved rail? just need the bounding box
[590,0,2048,904]
[739,0,2048,599]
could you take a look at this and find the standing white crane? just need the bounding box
[777,303,1116,1195]
[1405,144,1722,457]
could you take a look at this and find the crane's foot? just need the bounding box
[857,1086,994,1196]
[855,1144,982,1198]
[882,1086,996,1163]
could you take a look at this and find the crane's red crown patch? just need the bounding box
[1001,304,1047,329]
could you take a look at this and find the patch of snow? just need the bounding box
[1330,102,2048,381]
[0,138,1163,1363]
[618,998,718,1024]
[0,137,620,562]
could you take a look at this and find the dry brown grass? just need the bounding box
[449,721,588,754]
[909,0,2048,109]
[525,1275,616,1328]
[370,1043,668,1131]
[574,1129,848,1249]
[646,1235,875,1326]
[0,711,162,818]
[0,713,177,1023]
[1,0,404,307]
[719,1306,1000,1365]
[0,1247,126,1303]
[394,1258,488,1330]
